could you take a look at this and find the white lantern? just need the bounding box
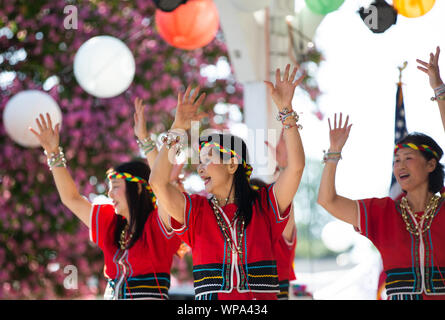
[3,90,62,148]
[289,6,325,41]
[321,220,356,253]
[230,0,271,12]
[73,35,135,98]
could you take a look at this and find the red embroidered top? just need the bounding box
[356,196,445,300]
[89,203,181,299]
[275,227,297,299]
[170,183,291,300]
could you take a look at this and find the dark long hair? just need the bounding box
[396,132,444,194]
[199,133,263,227]
[107,160,155,249]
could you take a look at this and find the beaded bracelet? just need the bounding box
[322,150,342,163]
[44,147,67,170]
[277,107,302,130]
[431,84,445,101]
[161,130,184,156]
[284,122,303,130]
[276,108,299,122]
[431,94,445,101]
[136,137,156,155]
[434,83,445,95]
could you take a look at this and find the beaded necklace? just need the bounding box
[210,197,244,254]
[210,197,254,294]
[399,195,441,236]
[119,223,133,250]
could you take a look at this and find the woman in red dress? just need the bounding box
[317,47,445,300]
[30,111,180,300]
[149,64,305,300]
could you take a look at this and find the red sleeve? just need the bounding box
[89,204,116,249]
[169,192,207,248]
[259,183,292,242]
[356,197,394,246]
[153,209,182,255]
[276,227,297,282]
[286,228,297,281]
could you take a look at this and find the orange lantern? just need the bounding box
[393,0,435,18]
[155,0,220,50]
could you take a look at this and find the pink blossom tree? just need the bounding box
[0,0,243,299]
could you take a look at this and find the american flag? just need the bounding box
[389,82,408,199]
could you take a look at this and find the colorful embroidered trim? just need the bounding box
[106,272,171,300]
[385,267,445,296]
[277,280,290,300]
[107,171,157,208]
[192,261,279,298]
[199,141,254,181]
[394,143,439,159]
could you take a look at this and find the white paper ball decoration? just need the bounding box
[321,220,356,253]
[73,35,135,98]
[3,90,62,148]
[230,0,271,12]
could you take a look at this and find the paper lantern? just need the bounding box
[3,90,62,148]
[305,0,345,15]
[321,221,356,252]
[292,6,325,40]
[358,0,397,34]
[230,0,271,12]
[73,35,135,98]
[155,0,219,50]
[153,0,188,12]
[393,0,435,18]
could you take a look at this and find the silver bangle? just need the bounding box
[137,137,156,155]
[322,150,342,164]
[161,131,184,156]
[44,147,67,170]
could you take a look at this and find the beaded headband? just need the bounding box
[199,141,255,185]
[394,143,439,159]
[107,171,157,208]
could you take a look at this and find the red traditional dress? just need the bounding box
[356,194,445,300]
[170,183,291,300]
[275,227,297,300]
[89,203,181,300]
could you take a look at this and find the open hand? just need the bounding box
[416,46,443,89]
[29,113,60,154]
[171,85,207,131]
[328,113,352,152]
[264,64,305,110]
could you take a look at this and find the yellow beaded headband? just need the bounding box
[107,171,157,208]
[199,141,252,175]
[199,141,258,189]
[394,143,439,159]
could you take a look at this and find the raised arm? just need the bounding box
[134,97,188,230]
[133,97,159,167]
[29,113,91,226]
[264,64,305,214]
[149,86,207,225]
[265,129,295,241]
[416,46,445,131]
[317,113,358,227]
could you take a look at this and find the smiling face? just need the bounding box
[393,148,436,193]
[197,146,237,196]
[107,178,130,218]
